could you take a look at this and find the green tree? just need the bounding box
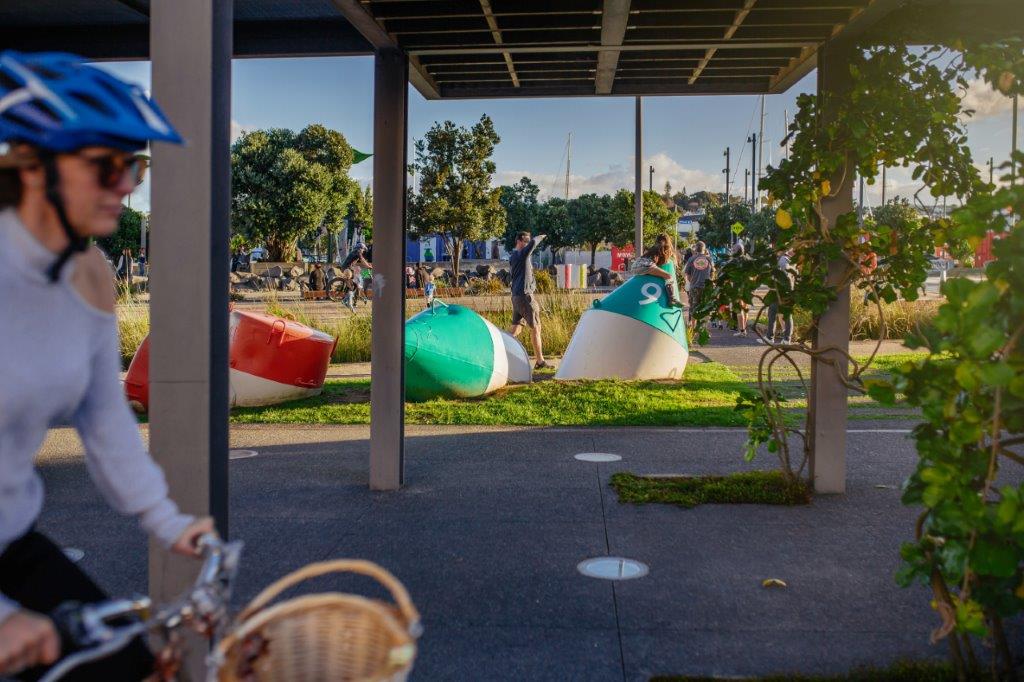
[97,205,144,259]
[350,183,373,242]
[408,115,507,280]
[536,197,573,261]
[568,192,613,267]
[699,202,753,249]
[499,177,540,251]
[609,189,679,249]
[231,125,356,262]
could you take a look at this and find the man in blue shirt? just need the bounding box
[508,231,549,369]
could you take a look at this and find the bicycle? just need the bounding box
[40,539,422,682]
[42,534,242,682]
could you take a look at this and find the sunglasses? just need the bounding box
[77,152,149,189]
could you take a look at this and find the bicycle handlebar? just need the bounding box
[41,534,243,682]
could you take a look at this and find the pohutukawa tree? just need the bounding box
[408,115,506,282]
[693,35,1023,676]
[231,125,357,262]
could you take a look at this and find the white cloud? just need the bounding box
[960,78,1014,121]
[230,120,248,143]
[493,151,720,200]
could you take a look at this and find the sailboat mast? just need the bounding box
[565,132,572,199]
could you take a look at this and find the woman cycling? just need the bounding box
[0,51,212,680]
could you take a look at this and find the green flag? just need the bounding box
[352,148,372,164]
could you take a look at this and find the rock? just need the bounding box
[262,276,279,290]
[475,264,496,278]
[289,266,304,278]
[265,265,284,278]
[325,267,338,281]
[597,267,611,287]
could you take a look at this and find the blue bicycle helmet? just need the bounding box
[0,50,181,152]
[0,51,182,281]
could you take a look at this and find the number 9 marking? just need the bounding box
[639,282,662,306]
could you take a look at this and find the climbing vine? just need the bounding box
[693,35,1023,676]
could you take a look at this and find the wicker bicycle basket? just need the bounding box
[214,560,422,682]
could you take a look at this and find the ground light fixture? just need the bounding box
[63,548,85,563]
[573,453,622,462]
[577,557,649,581]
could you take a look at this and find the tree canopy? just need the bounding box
[499,177,541,252]
[231,125,357,262]
[568,192,614,266]
[97,205,145,259]
[408,115,506,279]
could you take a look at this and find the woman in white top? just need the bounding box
[0,51,211,680]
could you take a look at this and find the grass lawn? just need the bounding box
[231,361,757,427]
[611,470,811,508]
[728,353,926,422]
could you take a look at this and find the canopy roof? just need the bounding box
[1,0,1019,99]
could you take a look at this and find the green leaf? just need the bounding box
[968,325,1005,357]
[979,361,1015,387]
[955,362,979,390]
[971,539,1019,578]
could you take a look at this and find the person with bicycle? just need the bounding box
[0,51,213,680]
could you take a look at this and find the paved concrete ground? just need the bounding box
[35,424,1022,680]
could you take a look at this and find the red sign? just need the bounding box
[610,244,634,271]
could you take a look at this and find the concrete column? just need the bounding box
[634,96,643,254]
[370,48,408,490]
[809,40,854,494]
[149,0,231,611]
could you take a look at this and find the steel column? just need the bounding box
[370,47,408,490]
[149,0,231,673]
[808,40,854,494]
[634,96,643,254]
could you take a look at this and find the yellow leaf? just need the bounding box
[776,208,793,230]
[967,235,983,250]
[997,71,1016,95]
[1015,580,1024,600]
[820,180,831,196]
[762,578,787,588]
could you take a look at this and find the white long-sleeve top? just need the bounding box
[0,207,193,623]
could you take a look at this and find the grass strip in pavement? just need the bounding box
[231,361,755,427]
[610,470,811,508]
[651,659,955,681]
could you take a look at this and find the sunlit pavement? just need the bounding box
[35,423,1022,680]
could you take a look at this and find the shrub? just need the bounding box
[534,269,554,294]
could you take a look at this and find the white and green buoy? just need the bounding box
[556,264,689,380]
[405,303,532,401]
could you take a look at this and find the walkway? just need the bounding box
[36,423,1020,680]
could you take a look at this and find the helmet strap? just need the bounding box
[40,155,90,283]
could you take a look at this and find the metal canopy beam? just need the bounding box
[411,40,816,56]
[0,20,372,60]
[769,0,903,92]
[690,0,758,84]
[331,0,441,99]
[479,0,520,87]
[595,0,632,95]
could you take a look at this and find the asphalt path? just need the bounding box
[33,423,1023,680]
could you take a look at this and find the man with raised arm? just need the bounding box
[507,231,550,369]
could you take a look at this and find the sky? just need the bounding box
[99,56,1021,213]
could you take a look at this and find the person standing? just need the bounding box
[728,241,750,337]
[508,231,549,369]
[763,247,795,344]
[308,262,326,297]
[684,241,714,329]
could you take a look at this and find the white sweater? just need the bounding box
[0,208,193,622]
